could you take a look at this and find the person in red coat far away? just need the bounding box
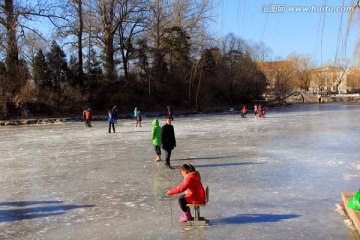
[167,164,206,222]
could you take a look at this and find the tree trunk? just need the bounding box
[230,79,233,106]
[77,0,84,86]
[189,61,199,103]
[104,36,115,80]
[5,0,18,77]
[195,67,203,112]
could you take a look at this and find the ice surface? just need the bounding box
[0,102,359,239]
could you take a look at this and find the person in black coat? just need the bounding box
[161,117,176,169]
[167,106,174,120]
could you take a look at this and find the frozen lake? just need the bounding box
[0,102,359,239]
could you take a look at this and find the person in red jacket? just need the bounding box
[241,105,247,118]
[167,164,206,222]
[262,105,267,117]
[85,108,92,127]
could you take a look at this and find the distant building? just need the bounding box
[344,67,360,93]
[258,60,359,95]
[310,66,360,95]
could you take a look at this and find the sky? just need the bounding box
[211,0,360,66]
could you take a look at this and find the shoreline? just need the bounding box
[2,101,360,126]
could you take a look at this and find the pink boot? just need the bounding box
[178,210,193,222]
[178,212,188,222]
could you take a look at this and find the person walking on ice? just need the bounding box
[134,107,138,120]
[82,108,87,126]
[108,107,116,133]
[161,117,176,169]
[241,105,247,118]
[262,105,267,117]
[258,105,263,118]
[254,104,258,117]
[151,119,162,162]
[85,108,92,127]
[167,106,174,121]
[136,110,142,127]
[167,164,206,222]
[113,105,118,124]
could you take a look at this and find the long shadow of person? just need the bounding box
[210,213,300,225]
[0,201,95,223]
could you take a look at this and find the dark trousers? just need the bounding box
[108,122,115,132]
[168,113,174,120]
[86,119,91,127]
[154,145,161,156]
[178,194,190,212]
[163,148,172,165]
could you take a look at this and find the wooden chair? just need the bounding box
[183,186,209,226]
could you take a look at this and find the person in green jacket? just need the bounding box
[152,119,162,162]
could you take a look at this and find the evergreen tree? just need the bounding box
[84,47,103,84]
[33,49,50,88]
[135,38,150,82]
[46,41,68,96]
[68,54,79,86]
[202,49,216,73]
[163,26,191,71]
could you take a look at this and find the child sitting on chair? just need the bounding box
[167,164,206,222]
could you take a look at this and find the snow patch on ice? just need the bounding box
[354,163,360,170]
[343,174,358,180]
[344,219,357,231]
[124,202,136,207]
[326,161,344,166]
[334,203,345,216]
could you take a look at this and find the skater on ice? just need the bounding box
[161,117,176,169]
[241,106,247,118]
[108,107,116,133]
[134,107,138,120]
[85,108,92,127]
[151,119,162,162]
[167,106,174,121]
[254,104,258,117]
[136,110,142,127]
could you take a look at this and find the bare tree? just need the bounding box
[147,0,171,90]
[56,0,85,86]
[114,0,148,81]
[168,0,211,45]
[220,33,249,104]
[146,0,211,93]
[249,41,273,62]
[332,57,350,93]
[274,64,294,97]
[91,0,121,80]
[347,67,360,91]
[0,0,64,97]
[288,53,315,91]
[312,70,327,95]
[19,32,47,69]
[259,60,294,97]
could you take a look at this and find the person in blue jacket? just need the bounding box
[108,107,116,133]
[134,107,138,120]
